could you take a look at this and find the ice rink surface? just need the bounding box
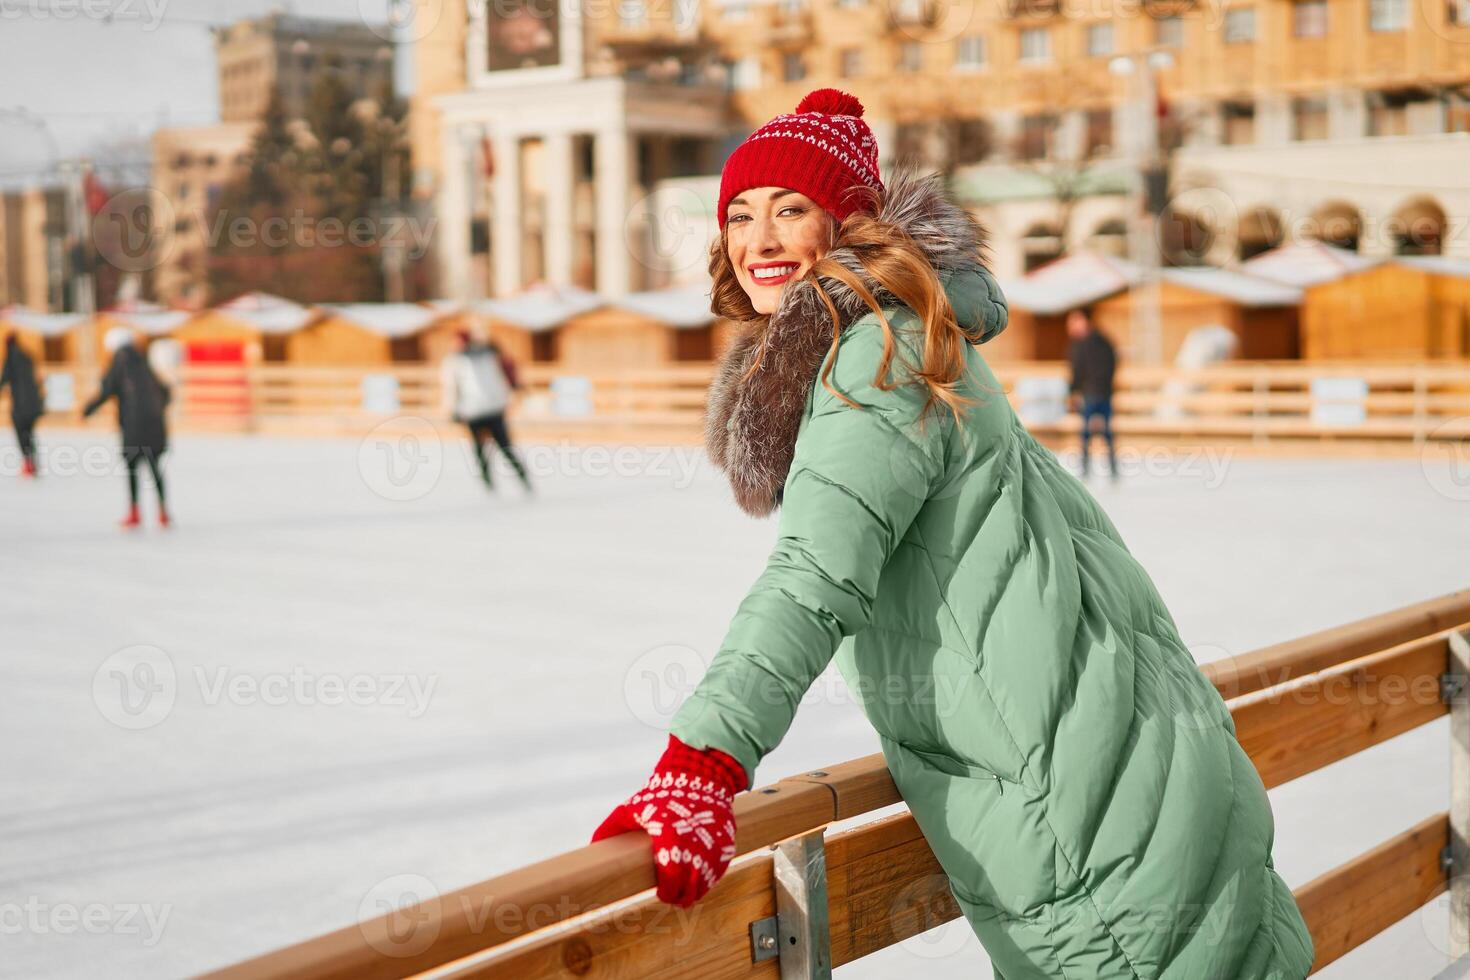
[2,426,1467,979]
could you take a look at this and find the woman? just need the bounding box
[0,333,43,477]
[84,327,172,529]
[591,90,1312,979]
[440,328,533,493]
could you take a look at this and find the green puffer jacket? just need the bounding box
[672,172,1313,979]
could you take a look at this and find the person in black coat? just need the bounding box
[83,329,172,528]
[1066,306,1118,480]
[0,334,43,478]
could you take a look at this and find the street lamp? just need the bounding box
[1109,48,1175,366]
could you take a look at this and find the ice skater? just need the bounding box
[0,333,42,478]
[590,88,1312,979]
[440,328,532,494]
[1067,305,1119,480]
[83,327,172,529]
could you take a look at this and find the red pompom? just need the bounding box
[795,88,865,118]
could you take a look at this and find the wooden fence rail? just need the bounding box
[205,589,1470,979]
[8,360,1469,449]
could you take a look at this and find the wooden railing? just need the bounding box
[205,590,1470,979]
[14,360,1470,449]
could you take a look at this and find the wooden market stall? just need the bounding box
[583,284,730,366]
[0,307,87,363]
[1301,256,1470,360]
[471,284,603,367]
[289,303,466,365]
[172,292,321,364]
[994,252,1141,361]
[1096,267,1303,361]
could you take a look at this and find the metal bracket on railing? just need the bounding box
[1444,672,1466,705]
[748,828,833,978]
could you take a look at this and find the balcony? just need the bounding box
[769,6,814,45]
[886,0,939,29]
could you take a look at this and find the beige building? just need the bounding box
[150,14,398,307]
[410,0,1470,299]
[0,188,68,312]
[216,13,395,124]
[149,124,255,308]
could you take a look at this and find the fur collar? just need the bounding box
[704,169,1002,517]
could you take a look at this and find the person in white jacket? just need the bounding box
[440,330,534,493]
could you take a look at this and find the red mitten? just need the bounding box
[591,734,749,907]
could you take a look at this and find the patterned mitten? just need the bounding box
[590,733,749,907]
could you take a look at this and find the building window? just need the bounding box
[782,52,805,82]
[1222,101,1255,144]
[837,0,866,7]
[1085,108,1113,156]
[778,0,805,13]
[1293,0,1328,36]
[1369,0,1407,29]
[1086,23,1114,57]
[1018,113,1056,160]
[955,35,986,70]
[899,41,923,72]
[1368,90,1419,136]
[1019,27,1051,64]
[1224,7,1255,41]
[720,0,751,20]
[840,48,863,77]
[1154,15,1183,46]
[1452,0,1470,25]
[732,55,761,89]
[1292,97,1329,140]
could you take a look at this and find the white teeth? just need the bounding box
[752,265,797,281]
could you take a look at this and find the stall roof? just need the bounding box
[214,292,319,334]
[1240,241,1382,288]
[1160,267,1303,307]
[1000,252,1142,316]
[471,284,603,332]
[1396,255,1470,279]
[318,303,447,338]
[611,285,716,329]
[110,310,193,334]
[0,307,88,336]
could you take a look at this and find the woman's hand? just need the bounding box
[590,734,748,908]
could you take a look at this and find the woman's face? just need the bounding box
[725,187,835,315]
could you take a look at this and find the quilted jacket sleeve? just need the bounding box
[669,315,951,788]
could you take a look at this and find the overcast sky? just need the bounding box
[0,0,404,188]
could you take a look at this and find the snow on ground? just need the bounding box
[1,426,1466,979]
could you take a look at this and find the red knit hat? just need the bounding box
[717,88,884,230]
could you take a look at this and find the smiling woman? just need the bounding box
[591,87,1314,980]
